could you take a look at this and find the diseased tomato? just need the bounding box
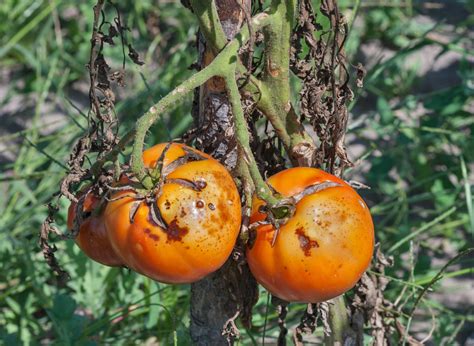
[104,143,242,284]
[246,167,374,303]
[67,191,123,267]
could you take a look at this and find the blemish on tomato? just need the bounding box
[208,227,218,236]
[295,227,319,256]
[164,200,171,210]
[208,203,215,211]
[218,201,231,222]
[166,219,189,242]
[196,200,205,208]
[144,228,160,241]
[180,208,187,217]
[196,180,207,190]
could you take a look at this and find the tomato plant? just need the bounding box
[104,143,242,283]
[247,167,374,303]
[67,191,123,267]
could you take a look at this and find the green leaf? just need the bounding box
[52,294,77,320]
[377,97,393,125]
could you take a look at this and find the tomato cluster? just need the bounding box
[68,145,374,301]
[68,143,241,284]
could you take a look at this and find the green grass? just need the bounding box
[0,0,473,344]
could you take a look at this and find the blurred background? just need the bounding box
[0,0,472,344]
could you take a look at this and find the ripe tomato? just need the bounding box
[67,191,123,267]
[246,167,374,303]
[104,143,242,283]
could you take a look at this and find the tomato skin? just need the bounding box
[67,192,123,267]
[246,167,374,303]
[104,143,242,284]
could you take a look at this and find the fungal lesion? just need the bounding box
[166,219,189,242]
[144,228,160,241]
[295,227,319,256]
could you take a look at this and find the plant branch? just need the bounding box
[325,296,355,345]
[131,58,224,188]
[189,0,228,53]
[258,0,316,166]
[223,63,279,205]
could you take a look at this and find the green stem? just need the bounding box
[258,0,316,166]
[223,65,279,205]
[131,59,223,188]
[130,6,271,190]
[189,0,227,53]
[325,296,353,345]
[191,0,308,156]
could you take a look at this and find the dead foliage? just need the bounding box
[291,0,364,176]
[40,0,144,283]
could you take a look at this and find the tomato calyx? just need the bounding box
[146,143,207,187]
[108,144,210,233]
[249,180,343,247]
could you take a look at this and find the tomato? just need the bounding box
[246,167,374,303]
[104,143,242,283]
[67,191,123,267]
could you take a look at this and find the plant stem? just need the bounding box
[223,64,279,205]
[131,59,223,188]
[189,0,228,53]
[325,296,353,345]
[258,0,316,166]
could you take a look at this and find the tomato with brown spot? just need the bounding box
[246,167,374,303]
[104,143,242,284]
[67,191,123,267]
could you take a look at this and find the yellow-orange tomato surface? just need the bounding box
[247,167,374,303]
[67,192,123,267]
[104,143,242,283]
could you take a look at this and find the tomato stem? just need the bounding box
[131,59,221,189]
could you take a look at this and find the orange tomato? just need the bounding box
[104,143,242,283]
[246,167,374,303]
[67,191,123,267]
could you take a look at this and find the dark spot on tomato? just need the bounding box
[144,228,159,241]
[180,208,187,217]
[207,227,218,235]
[196,180,207,190]
[164,200,171,210]
[208,203,215,211]
[196,200,205,208]
[295,227,319,256]
[165,219,189,242]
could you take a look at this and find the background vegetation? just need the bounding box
[0,0,472,344]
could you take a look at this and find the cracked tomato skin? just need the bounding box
[104,143,242,284]
[67,192,123,267]
[246,167,374,303]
